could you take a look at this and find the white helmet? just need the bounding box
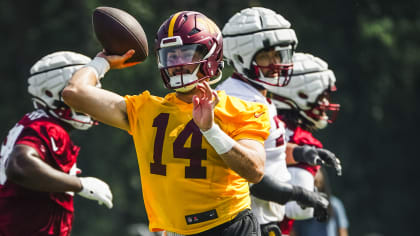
[265,53,340,129]
[28,51,96,130]
[222,7,298,87]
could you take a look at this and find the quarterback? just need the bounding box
[0,51,112,236]
[63,11,269,235]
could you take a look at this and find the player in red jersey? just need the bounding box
[0,51,113,236]
[264,52,342,235]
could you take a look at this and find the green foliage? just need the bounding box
[1,0,419,235]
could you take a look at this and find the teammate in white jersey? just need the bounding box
[264,53,342,235]
[218,7,340,236]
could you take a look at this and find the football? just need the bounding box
[92,6,148,63]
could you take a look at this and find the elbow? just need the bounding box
[62,85,80,109]
[253,150,266,183]
[62,80,96,113]
[248,166,264,184]
[248,174,264,184]
[247,152,265,184]
[5,159,26,183]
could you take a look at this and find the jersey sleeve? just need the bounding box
[215,91,270,144]
[15,121,78,173]
[124,91,151,135]
[290,127,323,148]
[16,128,49,162]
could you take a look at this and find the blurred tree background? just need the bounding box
[1,0,419,235]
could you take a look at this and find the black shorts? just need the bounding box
[192,209,260,236]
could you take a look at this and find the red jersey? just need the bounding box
[0,109,80,236]
[279,116,324,235]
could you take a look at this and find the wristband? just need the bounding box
[84,56,110,81]
[201,123,235,155]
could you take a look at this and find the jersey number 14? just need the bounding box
[151,113,207,179]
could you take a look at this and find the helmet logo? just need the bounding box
[196,16,219,35]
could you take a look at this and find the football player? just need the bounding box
[264,53,342,235]
[0,51,113,236]
[63,11,270,236]
[218,7,341,236]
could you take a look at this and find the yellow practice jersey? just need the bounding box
[124,90,270,235]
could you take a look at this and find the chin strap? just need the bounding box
[207,68,223,85]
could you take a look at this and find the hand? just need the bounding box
[293,145,342,176]
[97,49,140,69]
[292,186,329,222]
[78,177,113,209]
[312,191,329,222]
[313,203,329,222]
[192,81,219,131]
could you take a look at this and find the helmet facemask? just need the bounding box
[50,102,97,131]
[251,45,294,87]
[301,89,340,129]
[158,43,213,93]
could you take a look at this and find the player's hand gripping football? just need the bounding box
[192,81,219,131]
[293,145,342,176]
[78,177,113,209]
[98,49,140,69]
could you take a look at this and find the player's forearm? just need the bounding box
[220,139,265,183]
[63,68,129,131]
[200,123,265,183]
[250,175,295,204]
[250,175,328,211]
[6,145,82,192]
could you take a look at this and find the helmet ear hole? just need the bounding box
[45,90,53,97]
[298,91,308,99]
[236,55,244,64]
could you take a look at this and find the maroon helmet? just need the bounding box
[155,11,223,92]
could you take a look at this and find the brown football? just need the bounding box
[92,6,148,63]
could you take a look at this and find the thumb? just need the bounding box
[122,49,135,59]
[103,198,113,209]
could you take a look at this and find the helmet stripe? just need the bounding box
[168,12,182,37]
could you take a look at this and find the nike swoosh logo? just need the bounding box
[50,137,58,152]
[254,111,265,118]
